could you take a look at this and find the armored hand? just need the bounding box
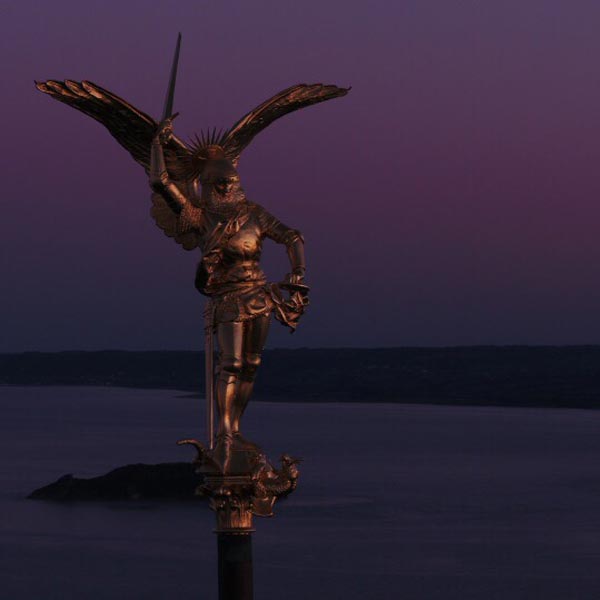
[153,113,179,145]
[285,267,306,288]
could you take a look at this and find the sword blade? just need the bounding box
[205,303,215,450]
[162,32,182,120]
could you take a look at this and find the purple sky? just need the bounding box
[4,1,600,350]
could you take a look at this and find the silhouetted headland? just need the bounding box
[3,346,600,408]
[28,463,202,501]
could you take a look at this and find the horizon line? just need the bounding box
[4,344,600,355]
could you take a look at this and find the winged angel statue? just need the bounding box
[36,37,348,471]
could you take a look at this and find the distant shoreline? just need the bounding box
[7,383,596,412]
[2,347,600,409]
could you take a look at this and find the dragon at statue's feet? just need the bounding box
[250,453,301,516]
[177,437,301,523]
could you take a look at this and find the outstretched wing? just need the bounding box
[34,80,191,179]
[36,80,202,250]
[221,83,349,164]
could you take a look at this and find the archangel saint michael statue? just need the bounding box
[36,35,348,473]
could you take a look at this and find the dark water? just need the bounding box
[1,387,600,599]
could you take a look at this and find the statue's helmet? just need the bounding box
[197,145,239,185]
[179,140,241,200]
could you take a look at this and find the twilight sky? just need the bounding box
[3,0,600,350]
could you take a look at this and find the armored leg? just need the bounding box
[232,314,270,437]
[214,321,244,469]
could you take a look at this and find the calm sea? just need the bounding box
[1,386,599,599]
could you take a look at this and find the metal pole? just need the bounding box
[217,533,253,600]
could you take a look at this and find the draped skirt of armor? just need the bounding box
[210,284,275,325]
[201,260,307,330]
[206,283,307,332]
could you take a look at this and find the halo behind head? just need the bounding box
[179,129,237,182]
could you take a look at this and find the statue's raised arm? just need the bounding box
[149,116,189,214]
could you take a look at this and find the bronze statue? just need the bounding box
[35,36,348,475]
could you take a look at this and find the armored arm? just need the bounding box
[266,218,309,331]
[149,120,188,214]
[258,206,306,283]
[284,231,306,284]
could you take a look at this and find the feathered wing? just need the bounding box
[35,81,349,248]
[35,80,201,249]
[150,193,201,250]
[221,83,350,164]
[35,80,190,176]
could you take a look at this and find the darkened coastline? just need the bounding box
[28,463,201,502]
[1,346,600,408]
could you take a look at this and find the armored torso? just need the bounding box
[176,200,301,324]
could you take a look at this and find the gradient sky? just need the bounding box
[4,0,600,350]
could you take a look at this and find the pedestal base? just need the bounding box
[203,475,257,532]
[178,438,301,600]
